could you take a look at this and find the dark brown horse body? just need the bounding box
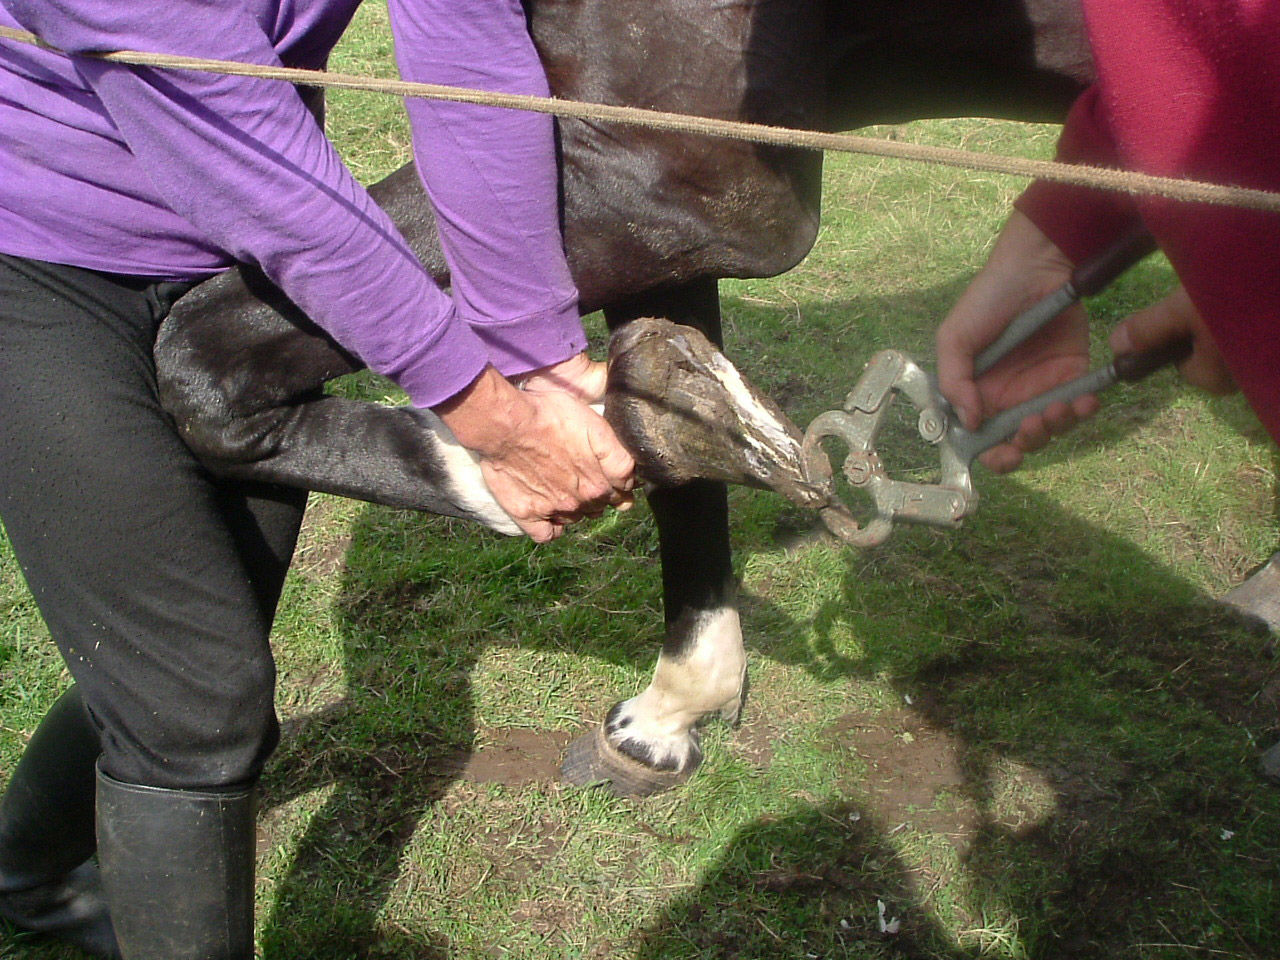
[157,0,1092,794]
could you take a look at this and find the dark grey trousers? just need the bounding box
[0,253,305,789]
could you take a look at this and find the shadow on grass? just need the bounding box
[247,469,1278,959]
[247,276,1276,958]
[632,477,1279,958]
[251,503,665,958]
[634,800,982,960]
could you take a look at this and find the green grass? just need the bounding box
[3,5,1279,958]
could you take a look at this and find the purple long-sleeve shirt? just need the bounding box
[0,0,585,407]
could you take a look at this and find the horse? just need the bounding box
[155,0,1094,796]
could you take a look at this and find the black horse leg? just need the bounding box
[562,280,745,797]
[154,264,520,534]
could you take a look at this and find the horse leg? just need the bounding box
[562,280,745,797]
[155,265,520,534]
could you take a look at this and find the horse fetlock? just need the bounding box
[653,606,747,720]
[418,408,522,535]
[603,698,703,773]
[716,685,745,726]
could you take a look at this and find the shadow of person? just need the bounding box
[251,576,467,958]
[616,270,1278,951]
[250,494,666,957]
[242,451,1277,958]
[632,801,981,959]
[721,473,1277,957]
[256,702,453,957]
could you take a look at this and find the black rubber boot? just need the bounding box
[95,765,256,960]
[0,686,120,957]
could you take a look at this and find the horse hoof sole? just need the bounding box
[560,723,695,798]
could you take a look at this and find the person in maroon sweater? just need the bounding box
[936,1,1280,782]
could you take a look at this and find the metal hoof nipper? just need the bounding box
[605,319,972,546]
[606,228,1186,548]
[800,226,1190,546]
[801,349,974,547]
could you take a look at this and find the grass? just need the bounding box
[3,3,1279,958]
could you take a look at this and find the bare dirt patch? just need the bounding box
[446,727,573,786]
[292,494,355,580]
[510,898,581,937]
[825,705,979,849]
[728,716,779,770]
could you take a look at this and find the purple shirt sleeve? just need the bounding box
[3,0,585,407]
[390,0,585,380]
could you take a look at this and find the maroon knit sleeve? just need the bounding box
[1014,86,1144,266]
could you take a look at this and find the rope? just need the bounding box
[4,23,1280,213]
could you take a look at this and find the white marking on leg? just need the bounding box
[421,404,603,537]
[671,334,804,476]
[608,605,746,771]
[421,409,523,536]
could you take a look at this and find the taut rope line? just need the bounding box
[4,24,1280,214]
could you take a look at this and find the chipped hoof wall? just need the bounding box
[561,723,697,798]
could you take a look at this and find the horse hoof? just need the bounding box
[560,723,696,798]
[606,318,829,509]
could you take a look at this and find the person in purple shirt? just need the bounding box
[0,1,634,956]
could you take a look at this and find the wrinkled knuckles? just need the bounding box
[581,478,614,504]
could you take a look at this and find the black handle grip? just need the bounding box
[1069,227,1159,299]
[1112,335,1194,382]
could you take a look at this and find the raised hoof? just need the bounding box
[606,318,830,509]
[560,724,696,798]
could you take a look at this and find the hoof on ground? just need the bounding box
[561,723,696,798]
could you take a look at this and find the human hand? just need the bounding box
[513,352,608,403]
[511,353,636,516]
[937,210,1099,473]
[1110,284,1234,396]
[435,365,635,542]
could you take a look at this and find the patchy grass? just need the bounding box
[3,4,1279,959]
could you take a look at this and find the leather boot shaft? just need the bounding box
[0,686,100,887]
[0,686,120,957]
[96,766,256,960]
